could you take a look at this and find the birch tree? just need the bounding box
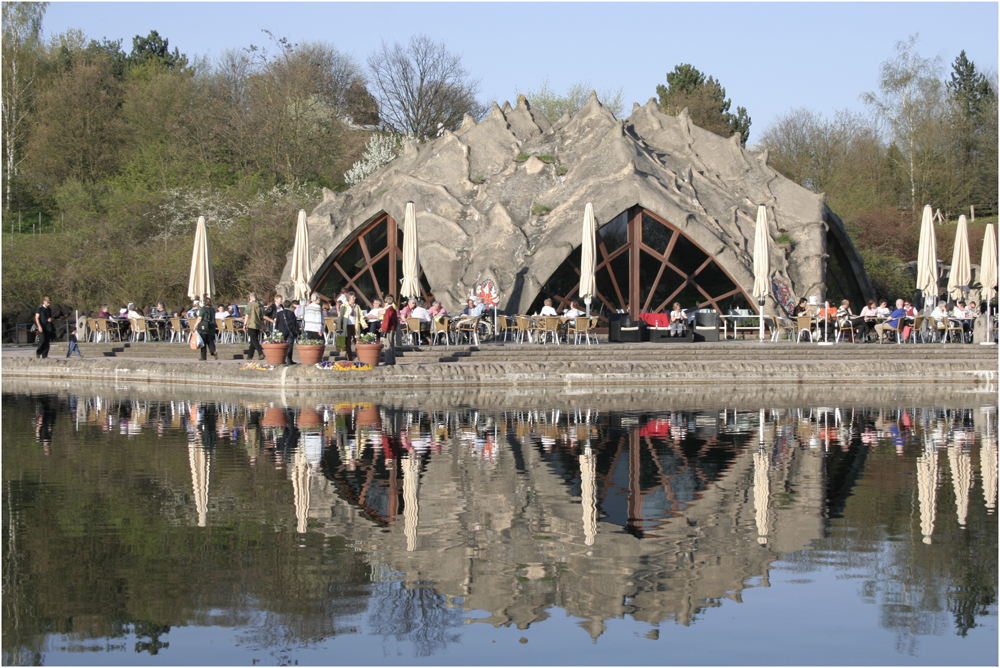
[862,34,944,220]
[1,2,48,211]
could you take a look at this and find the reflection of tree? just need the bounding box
[366,581,463,657]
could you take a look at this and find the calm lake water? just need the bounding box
[2,384,997,666]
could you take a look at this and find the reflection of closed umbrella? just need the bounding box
[916,446,938,544]
[752,205,771,341]
[188,443,211,527]
[979,224,997,341]
[402,454,420,551]
[979,408,997,513]
[947,215,971,301]
[290,209,312,302]
[948,445,971,528]
[292,448,311,534]
[400,202,421,300]
[753,449,770,544]
[915,205,938,312]
[187,216,215,301]
[579,203,597,319]
[580,452,597,546]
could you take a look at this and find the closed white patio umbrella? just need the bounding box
[947,215,971,301]
[289,209,312,302]
[400,202,421,300]
[979,223,996,344]
[187,216,215,302]
[580,203,597,319]
[752,205,771,341]
[915,205,938,312]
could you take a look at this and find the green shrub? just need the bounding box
[514,152,531,162]
[536,154,556,164]
[556,166,568,176]
[532,204,552,215]
[774,232,792,246]
[471,175,485,184]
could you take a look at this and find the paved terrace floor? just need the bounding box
[3,337,996,390]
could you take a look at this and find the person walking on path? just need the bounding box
[380,295,399,365]
[193,298,219,361]
[337,291,366,362]
[274,298,301,364]
[66,326,84,358]
[34,297,55,359]
[243,292,265,360]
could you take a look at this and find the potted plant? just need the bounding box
[354,332,383,367]
[296,336,326,365]
[261,331,290,366]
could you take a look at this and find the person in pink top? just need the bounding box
[428,300,447,318]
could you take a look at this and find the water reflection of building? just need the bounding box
[15,385,997,639]
[304,408,829,635]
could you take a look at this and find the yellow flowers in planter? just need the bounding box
[240,361,275,371]
[316,360,373,371]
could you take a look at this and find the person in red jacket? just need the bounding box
[380,295,399,365]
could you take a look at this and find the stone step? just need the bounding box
[64,340,998,364]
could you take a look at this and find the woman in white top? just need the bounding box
[876,300,891,318]
[365,299,384,334]
[669,302,686,336]
[538,298,558,317]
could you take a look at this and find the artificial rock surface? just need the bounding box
[278,93,872,315]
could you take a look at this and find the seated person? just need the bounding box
[229,303,241,318]
[952,300,972,335]
[875,299,907,342]
[836,299,868,340]
[461,297,486,319]
[859,299,879,324]
[126,303,144,321]
[902,300,917,317]
[399,299,415,320]
[428,300,448,319]
[148,302,168,319]
[215,305,229,323]
[366,299,384,333]
[668,302,686,336]
[563,300,585,322]
[186,302,200,318]
[97,304,112,319]
[537,298,558,317]
[793,297,810,318]
[409,300,432,325]
[930,301,950,331]
[876,300,891,319]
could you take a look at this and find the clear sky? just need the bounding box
[42,2,999,142]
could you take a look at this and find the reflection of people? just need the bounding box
[35,296,55,358]
[35,395,56,454]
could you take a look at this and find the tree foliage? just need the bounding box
[516,77,624,123]
[367,35,484,139]
[656,63,751,145]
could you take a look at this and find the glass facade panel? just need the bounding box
[364,222,388,259]
[598,212,629,256]
[641,213,673,257]
[352,271,378,307]
[668,234,709,277]
[693,262,738,300]
[370,255,390,299]
[338,241,367,277]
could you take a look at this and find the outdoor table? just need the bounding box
[720,314,767,340]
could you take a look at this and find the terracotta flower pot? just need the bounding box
[297,343,326,365]
[355,343,383,367]
[297,408,322,429]
[262,342,290,366]
[262,406,287,428]
[356,404,380,427]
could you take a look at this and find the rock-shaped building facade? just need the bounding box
[277,93,873,318]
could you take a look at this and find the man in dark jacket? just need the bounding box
[274,298,300,364]
[34,296,56,358]
[193,298,219,361]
